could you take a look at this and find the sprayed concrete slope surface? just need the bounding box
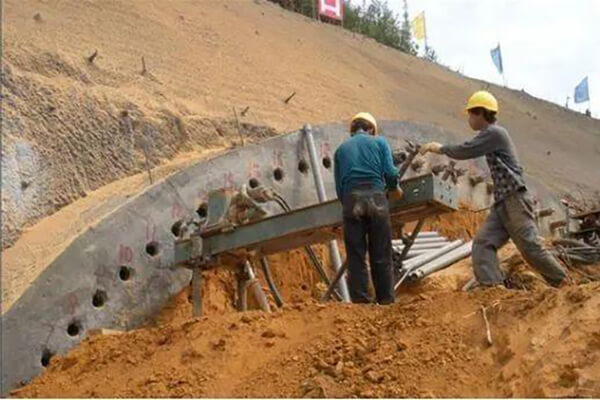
[3,0,600,249]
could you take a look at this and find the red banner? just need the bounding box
[318,0,344,21]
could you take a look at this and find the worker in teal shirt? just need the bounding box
[334,113,402,304]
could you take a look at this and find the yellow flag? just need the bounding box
[411,12,426,42]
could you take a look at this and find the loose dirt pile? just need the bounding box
[12,207,600,398]
[13,276,600,398]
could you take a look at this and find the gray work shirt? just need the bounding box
[440,124,526,203]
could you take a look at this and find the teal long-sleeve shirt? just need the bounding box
[333,131,399,199]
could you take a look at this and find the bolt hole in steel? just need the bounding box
[119,266,133,281]
[40,348,53,367]
[67,321,81,337]
[273,168,284,181]
[322,156,332,169]
[248,178,260,188]
[197,203,208,219]
[92,290,107,308]
[171,220,184,237]
[145,241,160,257]
[298,159,309,174]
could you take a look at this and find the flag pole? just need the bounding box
[586,78,592,115]
[499,42,507,87]
[423,11,428,53]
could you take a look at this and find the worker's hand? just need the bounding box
[388,187,404,202]
[419,142,443,155]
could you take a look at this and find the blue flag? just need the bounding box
[574,77,589,103]
[490,44,503,74]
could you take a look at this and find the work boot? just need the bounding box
[552,275,574,289]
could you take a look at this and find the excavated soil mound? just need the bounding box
[12,223,600,398]
[13,281,600,398]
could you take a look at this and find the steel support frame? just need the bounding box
[175,174,456,266]
[179,174,456,313]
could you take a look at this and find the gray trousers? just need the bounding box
[472,190,568,287]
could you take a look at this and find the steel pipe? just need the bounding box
[415,232,441,238]
[393,242,450,251]
[462,277,477,291]
[394,240,463,290]
[413,237,449,244]
[304,124,350,302]
[400,249,439,258]
[246,261,272,312]
[398,250,432,261]
[260,257,284,308]
[408,241,473,281]
[321,261,349,302]
[402,240,464,271]
[392,237,448,245]
[403,248,447,255]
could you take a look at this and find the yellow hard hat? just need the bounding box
[465,90,499,113]
[350,112,378,134]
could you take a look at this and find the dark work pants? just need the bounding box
[342,187,395,304]
[472,190,568,287]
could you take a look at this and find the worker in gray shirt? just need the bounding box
[420,90,569,288]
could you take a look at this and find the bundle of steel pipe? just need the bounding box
[394,240,464,289]
[408,241,473,281]
[392,236,447,245]
[393,242,450,251]
[407,237,451,244]
[402,240,464,271]
[551,238,600,270]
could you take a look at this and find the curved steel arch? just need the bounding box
[1,121,560,393]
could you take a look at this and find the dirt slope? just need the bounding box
[3,0,599,249]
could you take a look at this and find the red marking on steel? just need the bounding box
[171,202,183,219]
[146,223,157,242]
[118,244,134,265]
[61,292,79,315]
[320,141,331,158]
[273,149,283,168]
[248,161,260,179]
[224,172,235,189]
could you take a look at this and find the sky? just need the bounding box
[356,0,600,117]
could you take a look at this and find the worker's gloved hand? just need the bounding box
[419,142,443,155]
[388,187,404,202]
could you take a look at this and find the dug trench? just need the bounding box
[11,211,600,398]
